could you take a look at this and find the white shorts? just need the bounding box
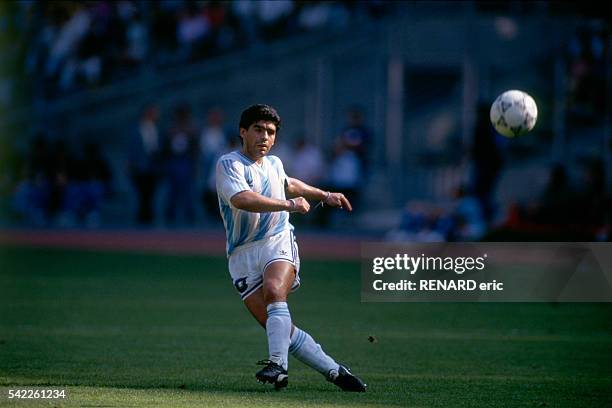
[228,229,301,300]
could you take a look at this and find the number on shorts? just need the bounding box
[234,278,248,293]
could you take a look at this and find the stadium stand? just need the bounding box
[0,1,609,241]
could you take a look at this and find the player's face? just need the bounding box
[240,120,277,161]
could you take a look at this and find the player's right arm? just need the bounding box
[217,157,309,214]
[231,191,310,214]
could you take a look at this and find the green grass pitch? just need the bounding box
[1,246,611,407]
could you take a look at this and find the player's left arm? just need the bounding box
[285,177,352,211]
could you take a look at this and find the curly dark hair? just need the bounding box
[239,104,281,132]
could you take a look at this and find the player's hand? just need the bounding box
[289,197,310,214]
[325,192,352,212]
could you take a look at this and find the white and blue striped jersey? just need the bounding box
[216,150,293,256]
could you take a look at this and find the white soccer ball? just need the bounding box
[489,90,538,137]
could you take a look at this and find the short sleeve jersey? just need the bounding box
[216,150,293,256]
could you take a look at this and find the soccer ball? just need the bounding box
[489,90,538,137]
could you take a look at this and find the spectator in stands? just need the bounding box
[150,1,181,64]
[199,106,230,219]
[176,2,211,62]
[80,141,113,227]
[44,4,91,90]
[256,0,295,41]
[68,11,105,91]
[265,131,294,166]
[504,160,609,241]
[310,140,362,227]
[122,5,149,67]
[48,139,77,226]
[328,141,362,205]
[290,137,325,186]
[164,101,198,226]
[58,140,111,228]
[287,136,325,228]
[22,1,391,100]
[21,137,102,228]
[338,105,372,173]
[528,163,573,225]
[387,184,485,242]
[324,141,363,227]
[572,158,609,238]
[12,134,53,225]
[446,185,487,241]
[203,136,240,225]
[12,173,44,225]
[231,0,260,47]
[297,1,350,33]
[566,23,608,125]
[204,1,237,54]
[387,201,446,243]
[470,102,504,225]
[128,102,162,226]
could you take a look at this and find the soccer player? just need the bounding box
[216,104,366,391]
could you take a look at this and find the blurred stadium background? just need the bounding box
[0,0,609,243]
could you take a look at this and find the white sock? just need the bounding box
[289,327,340,379]
[266,302,292,370]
